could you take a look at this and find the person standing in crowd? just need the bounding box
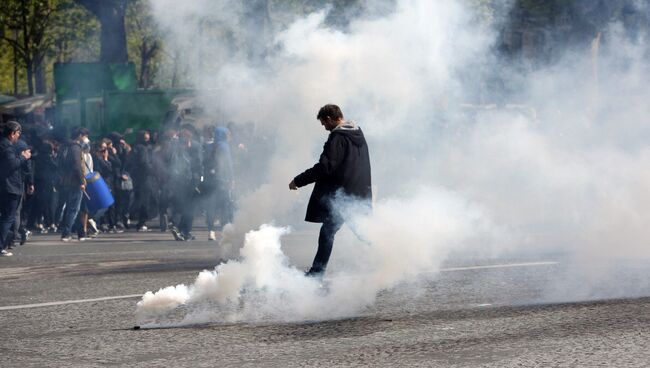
[289,104,372,277]
[0,121,32,256]
[13,139,35,247]
[169,124,202,241]
[29,140,59,234]
[58,127,89,242]
[153,128,177,232]
[108,132,132,230]
[202,125,234,241]
[76,136,94,239]
[128,130,155,232]
[92,139,116,232]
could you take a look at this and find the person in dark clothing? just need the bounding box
[289,104,372,276]
[29,140,59,233]
[58,127,89,241]
[108,132,132,230]
[93,139,117,232]
[0,121,32,256]
[12,139,35,247]
[202,125,235,241]
[169,125,202,241]
[128,130,155,231]
[154,129,178,232]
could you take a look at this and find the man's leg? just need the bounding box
[216,184,233,230]
[134,183,147,228]
[0,193,20,250]
[180,201,195,238]
[60,188,83,238]
[308,219,343,275]
[8,194,23,247]
[204,186,215,232]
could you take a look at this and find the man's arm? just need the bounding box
[292,134,345,188]
[0,144,25,173]
[69,145,86,187]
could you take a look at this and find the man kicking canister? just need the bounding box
[289,104,372,277]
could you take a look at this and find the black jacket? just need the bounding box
[129,143,153,183]
[0,137,29,195]
[59,141,85,187]
[34,146,58,188]
[94,153,114,188]
[294,123,372,223]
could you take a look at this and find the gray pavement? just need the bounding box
[1,228,649,367]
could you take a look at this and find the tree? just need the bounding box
[73,0,128,63]
[0,0,64,95]
[0,0,98,95]
[49,0,99,63]
[126,0,160,88]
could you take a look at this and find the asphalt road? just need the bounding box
[1,228,649,367]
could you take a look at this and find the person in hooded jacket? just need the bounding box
[289,104,372,277]
[202,125,234,241]
[169,124,202,241]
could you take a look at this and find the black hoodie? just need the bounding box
[294,121,372,223]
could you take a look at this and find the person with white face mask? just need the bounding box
[77,136,94,240]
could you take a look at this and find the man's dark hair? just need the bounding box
[71,126,89,139]
[2,120,21,137]
[317,104,344,120]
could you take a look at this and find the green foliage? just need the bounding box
[126,0,161,88]
[0,0,99,95]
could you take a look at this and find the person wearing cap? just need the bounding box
[0,121,32,256]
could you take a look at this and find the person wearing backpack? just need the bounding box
[58,127,89,242]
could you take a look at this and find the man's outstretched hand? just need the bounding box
[289,179,298,190]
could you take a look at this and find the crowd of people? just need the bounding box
[0,119,237,257]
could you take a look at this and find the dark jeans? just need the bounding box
[28,184,57,228]
[60,187,83,237]
[309,219,344,275]
[133,179,153,227]
[204,182,233,231]
[0,192,21,249]
[115,189,132,226]
[174,184,195,236]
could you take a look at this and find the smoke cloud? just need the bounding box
[136,0,650,325]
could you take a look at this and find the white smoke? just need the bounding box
[138,0,650,324]
[136,187,492,325]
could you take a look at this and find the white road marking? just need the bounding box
[439,261,559,273]
[0,261,559,311]
[0,294,142,311]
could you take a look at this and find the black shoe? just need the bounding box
[304,269,324,278]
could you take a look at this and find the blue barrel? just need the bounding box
[84,172,115,212]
